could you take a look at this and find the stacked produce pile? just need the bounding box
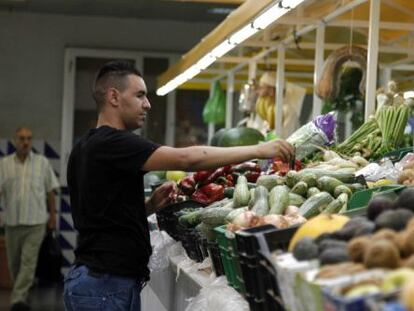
[336,82,412,159]
[398,154,414,186]
[286,187,414,308]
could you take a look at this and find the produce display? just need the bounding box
[336,82,411,159]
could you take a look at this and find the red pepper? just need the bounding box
[178,175,196,195]
[193,170,212,183]
[191,183,224,204]
[232,162,261,173]
[244,171,260,183]
[226,174,234,187]
[294,159,302,171]
[204,166,232,184]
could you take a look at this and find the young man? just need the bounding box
[0,127,59,311]
[64,61,294,310]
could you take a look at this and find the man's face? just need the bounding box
[118,74,151,130]
[15,128,33,156]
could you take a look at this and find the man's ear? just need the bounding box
[107,88,120,107]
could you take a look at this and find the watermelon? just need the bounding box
[210,128,227,146]
[218,127,265,147]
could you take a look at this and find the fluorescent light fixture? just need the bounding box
[229,23,258,45]
[157,0,307,96]
[210,40,234,58]
[253,0,306,30]
[196,54,216,70]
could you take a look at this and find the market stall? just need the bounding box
[146,0,414,310]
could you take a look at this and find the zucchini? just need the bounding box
[256,175,285,191]
[297,168,355,183]
[345,183,365,192]
[322,199,343,214]
[337,193,349,214]
[268,185,290,215]
[299,192,334,219]
[233,175,251,208]
[225,207,248,223]
[307,187,321,198]
[288,193,305,207]
[205,198,231,209]
[300,173,317,188]
[178,209,204,227]
[317,176,343,195]
[247,182,257,190]
[286,171,299,188]
[248,188,255,208]
[291,181,308,197]
[224,187,234,198]
[334,185,352,198]
[200,206,234,226]
[251,186,269,216]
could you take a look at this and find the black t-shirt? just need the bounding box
[67,126,160,280]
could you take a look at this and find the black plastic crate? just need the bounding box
[177,225,205,262]
[236,224,300,311]
[156,200,204,240]
[207,241,225,276]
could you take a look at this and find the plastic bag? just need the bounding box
[287,112,337,159]
[238,81,257,113]
[395,153,414,171]
[355,160,400,182]
[148,230,175,272]
[203,81,226,125]
[185,276,249,311]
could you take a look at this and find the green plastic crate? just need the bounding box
[347,185,406,211]
[214,225,246,294]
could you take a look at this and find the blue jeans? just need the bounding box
[63,265,144,311]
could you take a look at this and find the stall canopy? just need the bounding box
[157,0,414,93]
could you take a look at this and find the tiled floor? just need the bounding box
[0,283,65,311]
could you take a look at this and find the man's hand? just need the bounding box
[148,181,178,214]
[257,139,295,162]
[47,214,57,231]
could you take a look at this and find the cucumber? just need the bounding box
[307,187,321,198]
[288,193,305,207]
[345,183,365,192]
[225,207,248,223]
[286,171,299,188]
[291,181,308,197]
[200,206,234,226]
[297,168,355,183]
[268,185,290,215]
[299,192,334,219]
[256,175,285,191]
[233,175,251,208]
[251,186,269,216]
[333,185,352,198]
[317,176,343,195]
[224,187,234,198]
[300,173,317,188]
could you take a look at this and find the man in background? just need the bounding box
[0,127,59,311]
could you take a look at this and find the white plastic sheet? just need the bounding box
[185,276,249,311]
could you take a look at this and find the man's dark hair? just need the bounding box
[92,61,142,111]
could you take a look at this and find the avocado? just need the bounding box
[293,237,319,261]
[318,239,348,253]
[395,188,414,212]
[352,221,376,238]
[375,208,414,231]
[367,196,394,221]
[319,247,350,265]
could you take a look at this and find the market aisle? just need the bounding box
[0,283,65,311]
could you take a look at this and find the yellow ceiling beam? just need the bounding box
[157,0,273,88]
